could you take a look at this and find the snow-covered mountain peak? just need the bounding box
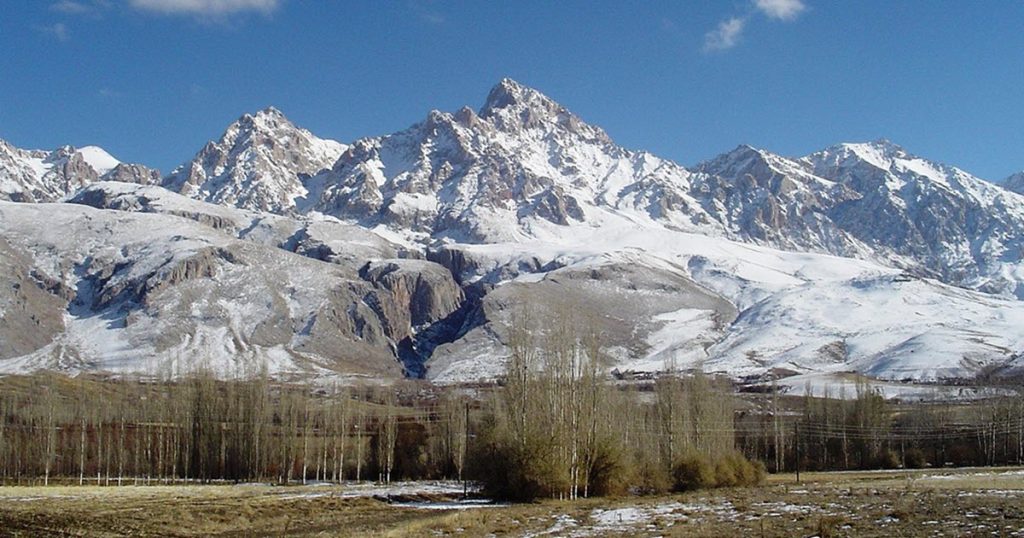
[806,140,983,190]
[478,78,612,145]
[0,139,153,202]
[256,105,285,117]
[705,144,778,167]
[162,107,347,213]
[297,80,723,242]
[853,138,905,153]
[479,78,547,115]
[76,145,121,175]
[220,107,311,147]
[698,144,832,187]
[809,139,910,172]
[1000,171,1024,195]
[804,139,964,192]
[235,106,290,132]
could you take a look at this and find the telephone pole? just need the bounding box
[463,402,470,499]
[795,421,801,483]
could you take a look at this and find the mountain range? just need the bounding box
[2,79,1023,395]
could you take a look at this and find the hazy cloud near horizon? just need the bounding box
[127,0,280,16]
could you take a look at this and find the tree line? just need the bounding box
[733,379,1024,475]
[0,370,472,487]
[1,345,1022,499]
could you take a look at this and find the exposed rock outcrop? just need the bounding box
[0,237,67,359]
[360,259,464,341]
[103,163,161,185]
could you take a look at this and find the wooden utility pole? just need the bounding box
[795,421,801,483]
[463,402,470,499]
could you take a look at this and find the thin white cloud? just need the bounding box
[408,2,445,25]
[38,22,70,41]
[50,1,111,19]
[704,17,745,52]
[51,1,90,14]
[128,0,280,16]
[51,0,112,15]
[753,0,806,21]
[702,0,807,52]
[419,12,445,25]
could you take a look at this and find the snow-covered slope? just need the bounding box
[0,190,465,379]
[685,140,1024,298]
[706,273,1024,381]
[423,216,1024,385]
[163,107,346,213]
[800,141,1024,297]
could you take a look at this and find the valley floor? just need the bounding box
[0,468,1023,536]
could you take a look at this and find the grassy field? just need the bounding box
[1,468,1022,536]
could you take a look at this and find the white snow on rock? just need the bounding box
[162,107,347,213]
[76,146,121,175]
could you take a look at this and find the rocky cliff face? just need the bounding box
[103,163,161,185]
[0,236,67,360]
[693,145,866,256]
[360,259,464,337]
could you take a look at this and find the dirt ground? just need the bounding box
[1,468,1022,536]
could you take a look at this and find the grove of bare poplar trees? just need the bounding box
[1,314,1023,501]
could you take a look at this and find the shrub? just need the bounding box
[715,457,739,487]
[874,449,901,469]
[468,438,546,501]
[673,451,764,492]
[672,453,717,491]
[634,454,672,495]
[730,452,766,486]
[904,448,928,469]
[469,420,630,501]
[586,438,630,497]
[717,451,765,487]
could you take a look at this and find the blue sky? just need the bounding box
[2,0,1023,180]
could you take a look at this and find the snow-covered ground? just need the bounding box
[427,209,1024,386]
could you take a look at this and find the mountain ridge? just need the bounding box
[2,79,1024,392]
[162,107,347,213]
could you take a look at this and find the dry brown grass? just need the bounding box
[1,467,1022,536]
